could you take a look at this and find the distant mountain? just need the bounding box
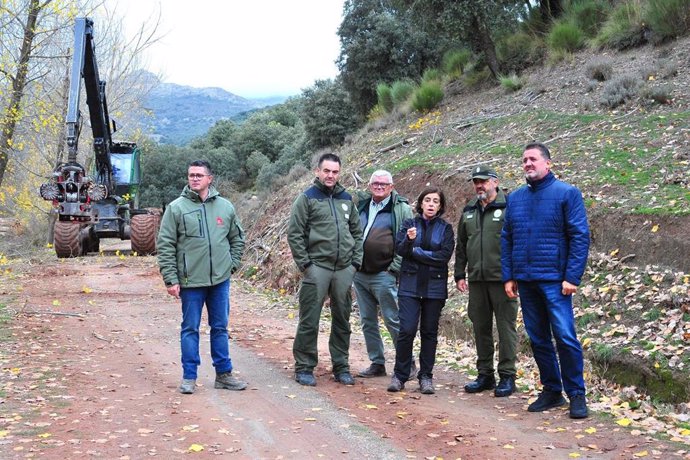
[140,73,286,145]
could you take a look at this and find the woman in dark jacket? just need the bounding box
[387,186,455,394]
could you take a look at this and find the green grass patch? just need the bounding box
[592,342,614,362]
[578,311,598,328]
[389,156,442,174]
[643,307,663,321]
[597,147,652,186]
[0,302,12,342]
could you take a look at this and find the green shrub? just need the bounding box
[600,73,642,108]
[585,57,613,81]
[462,67,492,88]
[442,49,472,76]
[567,0,609,37]
[595,1,647,50]
[499,73,525,92]
[367,103,387,121]
[376,83,394,113]
[547,48,574,66]
[519,4,550,36]
[390,80,417,106]
[496,31,546,73]
[422,68,441,83]
[644,0,690,41]
[411,81,444,112]
[547,21,585,52]
[660,60,679,79]
[640,84,673,104]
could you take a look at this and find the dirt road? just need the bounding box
[0,251,684,459]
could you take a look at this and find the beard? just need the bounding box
[476,191,487,201]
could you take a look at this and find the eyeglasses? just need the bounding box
[370,182,392,188]
[188,174,210,179]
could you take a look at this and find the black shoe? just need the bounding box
[464,374,496,393]
[494,375,516,397]
[569,394,589,419]
[407,361,418,382]
[387,375,404,392]
[295,371,316,386]
[334,372,355,386]
[528,390,567,412]
[420,377,435,395]
[357,363,386,378]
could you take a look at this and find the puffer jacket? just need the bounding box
[501,172,590,285]
[157,185,245,288]
[396,216,455,300]
[287,179,363,272]
[454,189,507,282]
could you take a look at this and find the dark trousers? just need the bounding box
[293,264,355,374]
[393,296,445,381]
[468,281,519,377]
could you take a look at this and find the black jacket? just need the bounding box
[396,216,455,300]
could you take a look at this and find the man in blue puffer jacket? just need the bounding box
[501,142,590,419]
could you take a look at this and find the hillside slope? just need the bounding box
[238,36,690,430]
[243,36,689,288]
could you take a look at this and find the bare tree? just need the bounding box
[0,0,49,188]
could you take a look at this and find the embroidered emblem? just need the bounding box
[494,210,502,218]
[216,217,224,226]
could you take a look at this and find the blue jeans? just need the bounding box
[519,281,585,396]
[180,279,233,379]
[353,271,400,365]
[394,296,444,381]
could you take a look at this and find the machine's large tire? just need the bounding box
[54,222,83,258]
[130,213,159,255]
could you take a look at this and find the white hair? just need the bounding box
[369,170,393,184]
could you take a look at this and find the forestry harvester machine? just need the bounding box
[39,18,159,257]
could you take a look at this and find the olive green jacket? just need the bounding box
[288,179,363,272]
[157,185,244,287]
[454,189,507,283]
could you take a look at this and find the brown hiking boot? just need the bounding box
[214,372,247,391]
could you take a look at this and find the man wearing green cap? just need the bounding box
[454,165,519,397]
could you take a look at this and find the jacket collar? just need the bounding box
[314,178,345,196]
[526,171,556,191]
[182,184,219,202]
[469,188,507,210]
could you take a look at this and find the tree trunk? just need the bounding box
[0,0,42,188]
[540,0,563,21]
[471,13,501,79]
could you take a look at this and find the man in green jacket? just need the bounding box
[157,160,247,395]
[288,153,363,387]
[454,165,519,397]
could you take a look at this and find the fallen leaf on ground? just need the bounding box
[188,444,204,452]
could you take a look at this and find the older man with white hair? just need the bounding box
[353,170,413,378]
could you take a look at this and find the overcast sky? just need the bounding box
[114,0,345,99]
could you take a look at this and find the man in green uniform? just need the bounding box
[288,153,363,387]
[455,165,519,397]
